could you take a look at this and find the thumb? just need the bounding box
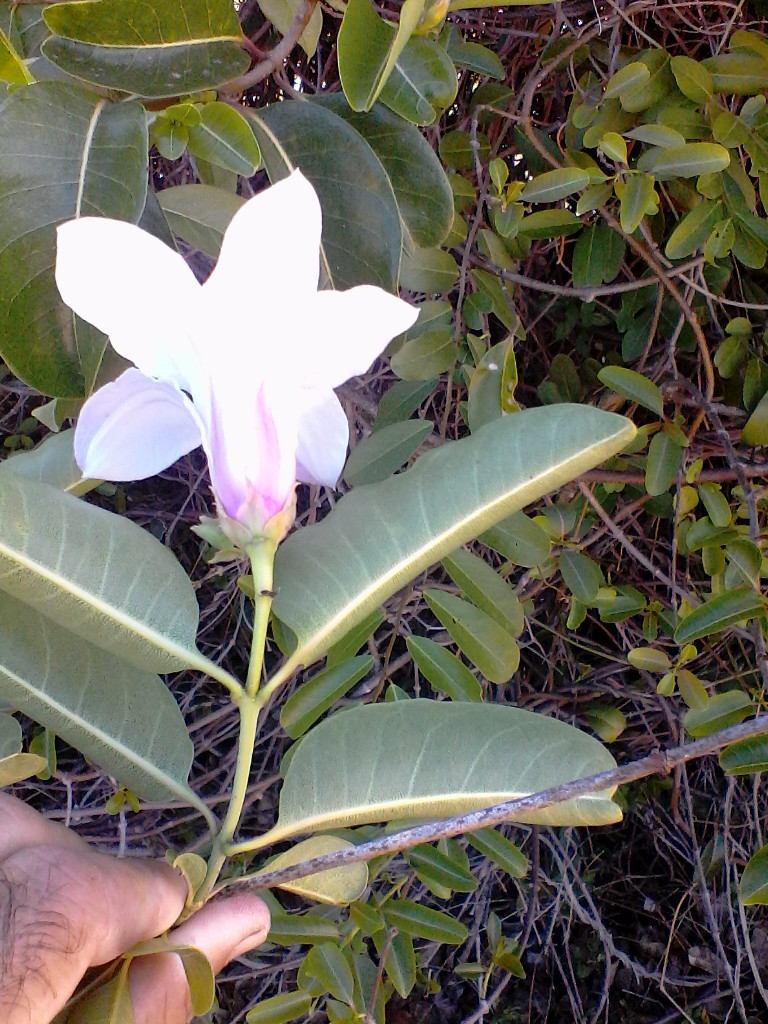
[129,893,271,1024]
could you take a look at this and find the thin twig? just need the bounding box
[225,0,318,93]
[473,254,704,301]
[218,714,768,894]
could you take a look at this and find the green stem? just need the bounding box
[197,537,277,901]
[245,537,277,700]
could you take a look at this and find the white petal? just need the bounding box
[56,218,202,392]
[295,389,349,487]
[203,170,322,347]
[295,286,419,389]
[74,369,203,481]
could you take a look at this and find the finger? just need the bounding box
[0,793,88,859]
[0,845,187,1024]
[129,893,270,1024]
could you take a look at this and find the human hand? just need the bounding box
[0,793,270,1024]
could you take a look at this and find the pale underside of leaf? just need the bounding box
[0,477,240,691]
[267,699,622,845]
[254,835,368,904]
[272,406,635,679]
[0,595,196,804]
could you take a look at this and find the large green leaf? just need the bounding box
[0,477,234,684]
[0,83,147,396]
[338,0,425,112]
[271,406,635,681]
[0,595,196,803]
[312,96,453,248]
[42,0,249,98]
[265,699,621,844]
[247,101,402,291]
[157,184,245,259]
[0,430,93,495]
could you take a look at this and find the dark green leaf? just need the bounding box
[157,184,244,259]
[268,913,341,946]
[383,899,468,944]
[187,103,261,175]
[0,83,147,396]
[374,379,437,432]
[246,990,313,1024]
[684,690,752,738]
[674,587,766,643]
[598,366,664,415]
[43,0,248,97]
[467,827,528,877]
[338,0,425,112]
[406,843,478,892]
[247,101,401,291]
[665,200,722,260]
[741,843,768,904]
[572,222,625,288]
[280,656,373,739]
[559,550,604,604]
[313,96,453,248]
[406,635,483,701]
[645,429,683,495]
[637,143,730,181]
[620,173,656,234]
[379,35,457,126]
[517,209,581,238]
[375,930,416,998]
[325,609,384,669]
[444,30,503,78]
[302,942,355,1004]
[519,167,589,203]
[344,420,432,486]
[424,589,519,683]
[400,246,458,293]
[390,328,454,379]
[442,547,523,635]
[481,511,551,568]
[720,733,768,776]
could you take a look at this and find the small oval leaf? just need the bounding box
[383,898,468,944]
[406,636,483,701]
[683,690,752,738]
[674,588,766,643]
[741,843,768,905]
[598,366,663,416]
[520,168,590,203]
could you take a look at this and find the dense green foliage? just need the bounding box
[2,0,768,1021]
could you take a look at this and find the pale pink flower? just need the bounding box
[55,171,418,540]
